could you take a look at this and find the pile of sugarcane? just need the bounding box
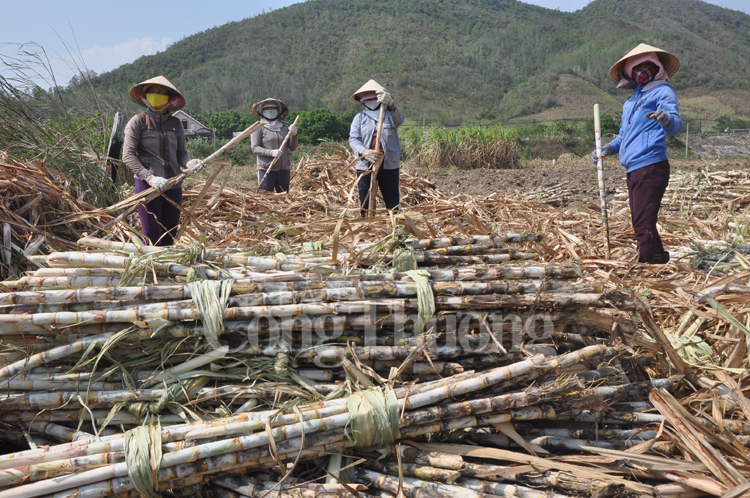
[0,229,684,496]
[611,167,750,217]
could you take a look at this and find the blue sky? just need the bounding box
[2,0,749,85]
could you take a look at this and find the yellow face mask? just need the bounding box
[146,93,169,108]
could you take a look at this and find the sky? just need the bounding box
[2,0,749,86]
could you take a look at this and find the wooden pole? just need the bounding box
[594,104,612,259]
[89,120,266,238]
[686,122,689,159]
[257,115,300,193]
[367,104,387,216]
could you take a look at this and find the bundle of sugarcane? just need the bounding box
[0,345,647,498]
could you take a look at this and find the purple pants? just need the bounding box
[134,178,182,246]
[627,160,670,261]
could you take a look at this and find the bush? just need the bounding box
[404,125,519,170]
[288,108,353,146]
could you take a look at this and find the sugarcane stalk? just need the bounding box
[594,104,611,259]
[364,460,461,483]
[0,278,599,307]
[366,104,387,216]
[407,233,542,250]
[89,120,266,238]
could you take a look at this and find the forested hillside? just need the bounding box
[92,0,750,122]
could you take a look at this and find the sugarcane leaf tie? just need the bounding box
[346,386,399,448]
[404,270,435,334]
[123,422,162,498]
[187,278,235,350]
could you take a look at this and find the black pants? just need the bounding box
[258,168,290,193]
[357,168,400,216]
[627,160,670,261]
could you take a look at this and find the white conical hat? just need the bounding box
[128,75,186,111]
[609,43,680,84]
[350,79,385,105]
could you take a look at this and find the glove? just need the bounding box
[590,144,615,165]
[376,89,394,107]
[270,149,283,158]
[650,109,672,127]
[146,174,169,191]
[289,124,297,136]
[362,148,383,164]
[183,158,205,174]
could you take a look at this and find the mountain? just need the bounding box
[92,0,750,124]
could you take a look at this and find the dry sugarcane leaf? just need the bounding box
[403,442,653,495]
[492,421,544,456]
[650,388,748,488]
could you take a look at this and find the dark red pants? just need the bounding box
[134,178,182,246]
[626,160,670,260]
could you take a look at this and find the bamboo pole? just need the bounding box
[594,104,611,259]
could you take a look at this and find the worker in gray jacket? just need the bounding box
[251,98,298,193]
[349,79,404,216]
[123,75,195,246]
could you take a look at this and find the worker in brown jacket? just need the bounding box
[250,98,298,193]
[123,76,196,246]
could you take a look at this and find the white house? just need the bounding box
[172,110,212,140]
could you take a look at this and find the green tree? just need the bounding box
[208,110,255,139]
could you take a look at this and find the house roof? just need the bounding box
[173,110,208,129]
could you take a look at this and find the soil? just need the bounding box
[418,160,750,206]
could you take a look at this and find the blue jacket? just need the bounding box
[349,104,404,171]
[608,82,682,174]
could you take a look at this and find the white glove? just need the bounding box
[590,144,615,165]
[270,149,283,158]
[146,174,169,191]
[289,124,297,136]
[362,149,382,164]
[376,89,394,107]
[184,158,205,173]
[649,109,672,128]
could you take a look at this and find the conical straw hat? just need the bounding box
[609,43,680,84]
[251,98,290,120]
[128,76,185,111]
[350,79,385,105]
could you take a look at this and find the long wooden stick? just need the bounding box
[89,120,266,238]
[257,115,300,193]
[594,104,611,259]
[367,104,387,216]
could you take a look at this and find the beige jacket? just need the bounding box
[123,111,189,181]
[251,123,298,171]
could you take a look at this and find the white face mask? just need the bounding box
[363,100,380,111]
[262,108,279,119]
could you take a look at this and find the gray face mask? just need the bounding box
[363,100,380,111]
[262,108,279,120]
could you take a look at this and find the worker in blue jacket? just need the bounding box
[592,44,682,264]
[349,79,404,217]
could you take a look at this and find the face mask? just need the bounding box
[363,100,380,111]
[146,93,169,108]
[262,108,279,119]
[632,62,659,85]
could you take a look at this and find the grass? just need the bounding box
[403,125,519,171]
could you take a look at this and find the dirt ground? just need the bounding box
[417,159,750,205]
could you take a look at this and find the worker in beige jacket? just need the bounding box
[123,75,196,246]
[250,98,298,192]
